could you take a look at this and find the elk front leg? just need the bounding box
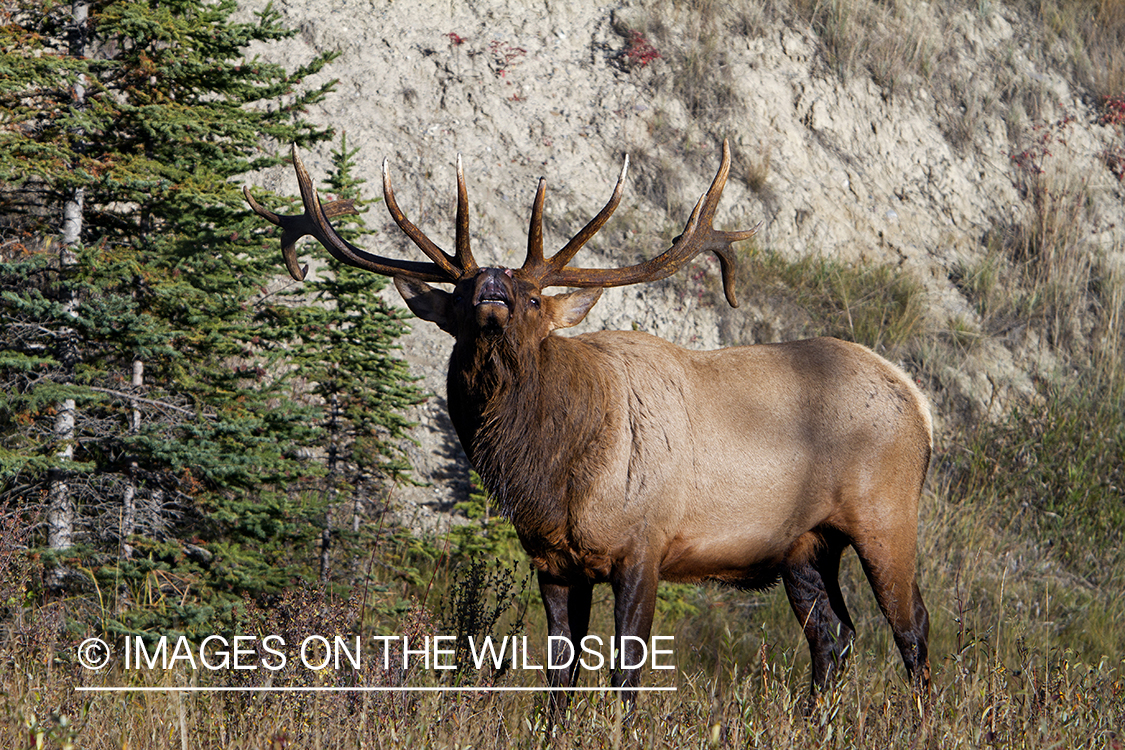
[610,560,659,708]
[538,571,593,723]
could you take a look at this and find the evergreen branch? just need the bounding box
[84,386,214,420]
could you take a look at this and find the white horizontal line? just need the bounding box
[77,686,677,693]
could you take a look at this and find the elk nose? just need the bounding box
[472,268,513,308]
[472,268,513,331]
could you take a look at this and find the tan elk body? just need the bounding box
[246,141,932,716]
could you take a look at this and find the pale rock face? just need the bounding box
[238,0,1125,526]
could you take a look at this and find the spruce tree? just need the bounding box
[272,133,423,583]
[0,0,417,637]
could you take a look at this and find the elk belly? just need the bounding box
[658,532,788,588]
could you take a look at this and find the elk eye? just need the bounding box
[529,297,541,308]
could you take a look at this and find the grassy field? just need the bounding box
[3,510,1123,749]
[4,0,1125,745]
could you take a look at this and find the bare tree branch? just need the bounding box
[84,387,214,420]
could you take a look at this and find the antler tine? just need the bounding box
[244,145,456,284]
[243,184,308,281]
[545,155,629,273]
[383,159,470,278]
[245,164,365,281]
[525,177,548,269]
[539,140,758,308]
[453,154,478,273]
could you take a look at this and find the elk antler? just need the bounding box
[247,142,756,305]
[518,139,759,307]
[523,157,629,274]
[382,154,478,278]
[244,145,459,283]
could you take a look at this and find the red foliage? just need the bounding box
[1099,93,1125,128]
[624,30,661,68]
[1009,112,1075,177]
[488,40,526,71]
[1098,94,1125,182]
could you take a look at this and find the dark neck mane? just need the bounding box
[446,332,612,541]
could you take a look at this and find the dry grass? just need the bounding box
[718,243,928,354]
[787,0,1125,104]
[4,508,1123,749]
[622,0,743,124]
[628,0,1124,160]
[790,0,939,94]
[1094,260,1125,382]
[5,353,1123,748]
[1039,0,1125,99]
[947,110,1120,357]
[740,148,772,195]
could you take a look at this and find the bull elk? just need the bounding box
[245,141,932,716]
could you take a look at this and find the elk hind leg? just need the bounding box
[853,534,931,712]
[781,530,856,702]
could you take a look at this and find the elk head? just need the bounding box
[244,142,759,350]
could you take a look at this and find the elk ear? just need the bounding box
[394,276,456,334]
[546,288,603,331]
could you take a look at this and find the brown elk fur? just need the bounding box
[397,271,933,717]
[248,143,933,721]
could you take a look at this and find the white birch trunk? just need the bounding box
[46,401,75,550]
[47,0,89,570]
[120,359,143,559]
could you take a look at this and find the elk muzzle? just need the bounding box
[472,268,515,331]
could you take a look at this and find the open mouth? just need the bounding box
[474,291,511,309]
[472,272,512,309]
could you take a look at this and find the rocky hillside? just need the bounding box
[238,0,1125,524]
